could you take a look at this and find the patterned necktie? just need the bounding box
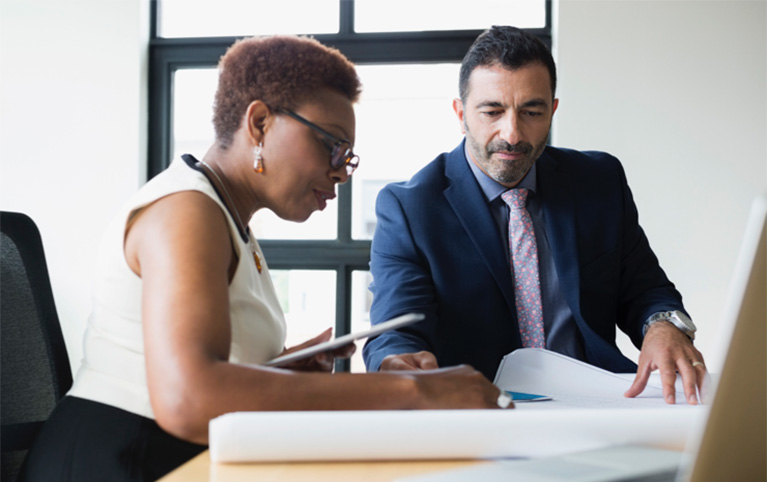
[501,189,545,348]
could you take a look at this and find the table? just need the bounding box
[160,451,483,482]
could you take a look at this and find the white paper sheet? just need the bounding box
[494,348,689,408]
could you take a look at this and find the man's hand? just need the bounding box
[625,321,707,404]
[380,351,439,371]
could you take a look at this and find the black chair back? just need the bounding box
[1,211,72,482]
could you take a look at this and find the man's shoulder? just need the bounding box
[381,149,455,196]
[540,146,627,180]
[543,146,621,167]
[539,146,633,205]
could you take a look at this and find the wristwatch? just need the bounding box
[643,310,696,340]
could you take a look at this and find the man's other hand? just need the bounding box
[380,351,439,371]
[625,321,707,404]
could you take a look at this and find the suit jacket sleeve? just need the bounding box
[557,149,688,366]
[610,154,687,345]
[362,184,439,372]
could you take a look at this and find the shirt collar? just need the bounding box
[463,140,537,203]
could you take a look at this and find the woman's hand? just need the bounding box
[412,365,511,409]
[278,328,356,372]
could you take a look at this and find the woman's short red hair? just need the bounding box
[213,35,361,148]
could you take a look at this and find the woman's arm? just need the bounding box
[125,191,501,445]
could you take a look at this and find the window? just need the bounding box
[149,0,551,372]
[353,0,546,33]
[158,0,340,38]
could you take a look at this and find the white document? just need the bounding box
[265,313,424,367]
[494,348,687,409]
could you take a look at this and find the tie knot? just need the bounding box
[501,188,529,210]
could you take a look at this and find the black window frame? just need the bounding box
[148,0,551,371]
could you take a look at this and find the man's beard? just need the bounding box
[466,133,548,186]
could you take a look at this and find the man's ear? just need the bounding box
[452,98,467,135]
[551,98,559,117]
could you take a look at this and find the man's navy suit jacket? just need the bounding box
[363,141,686,380]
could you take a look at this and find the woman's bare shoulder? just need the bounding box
[124,190,232,276]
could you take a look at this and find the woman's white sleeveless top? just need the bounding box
[68,157,286,419]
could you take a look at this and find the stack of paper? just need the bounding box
[494,348,688,409]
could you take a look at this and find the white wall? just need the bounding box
[0,0,149,372]
[554,0,767,369]
[1,0,764,376]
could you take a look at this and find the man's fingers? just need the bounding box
[659,365,678,404]
[413,351,439,370]
[624,363,651,398]
[381,355,419,371]
[381,351,439,371]
[678,360,698,405]
[693,359,709,403]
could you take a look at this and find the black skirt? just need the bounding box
[18,396,206,482]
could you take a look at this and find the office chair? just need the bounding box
[1,211,73,482]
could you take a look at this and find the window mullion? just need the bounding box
[337,180,352,243]
[333,264,352,372]
[339,0,354,35]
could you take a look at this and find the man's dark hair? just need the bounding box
[459,25,557,102]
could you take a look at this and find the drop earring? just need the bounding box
[253,142,264,173]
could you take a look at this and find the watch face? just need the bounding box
[645,311,696,340]
[672,310,696,331]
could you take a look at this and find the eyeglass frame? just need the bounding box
[275,107,359,175]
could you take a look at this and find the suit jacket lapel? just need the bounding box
[536,149,583,323]
[537,150,638,371]
[443,143,517,317]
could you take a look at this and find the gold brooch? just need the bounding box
[253,252,262,273]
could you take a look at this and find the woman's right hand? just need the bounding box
[410,365,512,410]
[278,328,356,373]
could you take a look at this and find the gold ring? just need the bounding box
[497,392,513,409]
[692,361,705,369]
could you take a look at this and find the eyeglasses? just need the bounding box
[276,108,359,175]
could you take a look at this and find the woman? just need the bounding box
[20,35,505,481]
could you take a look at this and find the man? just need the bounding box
[363,26,706,405]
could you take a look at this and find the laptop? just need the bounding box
[681,194,766,481]
[399,194,766,482]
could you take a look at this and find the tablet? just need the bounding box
[265,312,425,367]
